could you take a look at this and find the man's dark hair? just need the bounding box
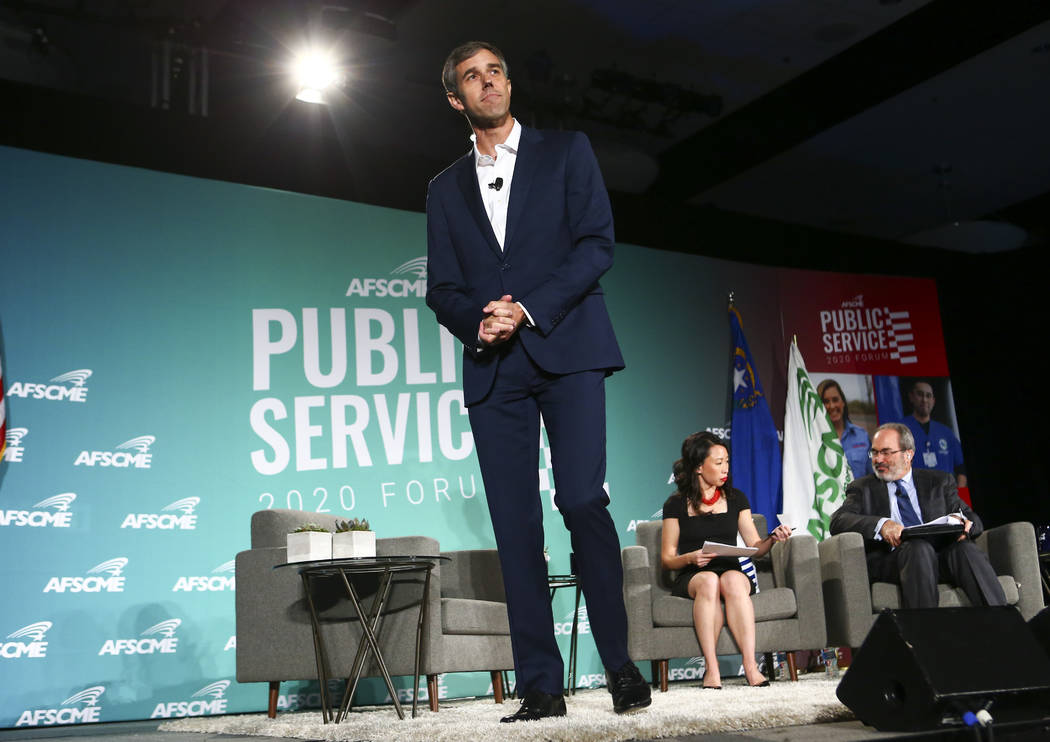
[442,41,510,95]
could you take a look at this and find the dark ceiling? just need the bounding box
[2,0,1049,254]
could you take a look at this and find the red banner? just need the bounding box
[777,270,949,376]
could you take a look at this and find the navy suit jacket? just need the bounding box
[829,468,982,571]
[425,126,625,406]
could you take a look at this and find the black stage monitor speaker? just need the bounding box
[837,607,1050,732]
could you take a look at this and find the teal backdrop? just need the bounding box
[0,145,949,727]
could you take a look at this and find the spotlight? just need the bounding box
[292,50,342,104]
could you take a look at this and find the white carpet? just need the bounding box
[159,675,853,742]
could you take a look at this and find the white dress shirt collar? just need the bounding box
[471,119,521,165]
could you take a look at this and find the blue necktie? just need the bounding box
[895,481,921,528]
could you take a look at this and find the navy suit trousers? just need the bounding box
[467,338,629,695]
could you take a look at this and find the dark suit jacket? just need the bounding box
[829,468,981,573]
[425,126,625,406]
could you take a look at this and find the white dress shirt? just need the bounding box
[470,119,534,331]
[472,119,520,250]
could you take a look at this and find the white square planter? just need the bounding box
[286,532,332,563]
[333,530,376,559]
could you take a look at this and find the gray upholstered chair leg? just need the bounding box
[490,671,504,703]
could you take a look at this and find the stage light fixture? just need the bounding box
[293,50,342,105]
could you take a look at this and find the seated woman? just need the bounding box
[661,431,791,689]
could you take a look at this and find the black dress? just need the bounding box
[662,488,754,598]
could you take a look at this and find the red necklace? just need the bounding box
[701,488,721,506]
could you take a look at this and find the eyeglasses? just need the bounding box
[867,448,905,460]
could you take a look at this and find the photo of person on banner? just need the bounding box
[899,378,966,488]
[816,377,873,481]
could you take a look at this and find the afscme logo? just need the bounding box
[555,606,590,636]
[576,673,607,689]
[5,428,28,446]
[5,369,91,403]
[385,671,447,704]
[625,508,664,533]
[172,560,235,592]
[0,492,76,528]
[35,493,76,511]
[1,621,52,659]
[99,618,181,656]
[669,656,707,681]
[121,497,200,530]
[345,256,427,298]
[150,679,230,718]
[44,557,129,593]
[3,426,28,463]
[75,435,155,468]
[15,685,105,726]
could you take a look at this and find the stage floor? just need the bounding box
[2,718,1048,742]
[0,718,884,741]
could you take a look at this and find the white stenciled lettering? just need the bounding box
[98,638,178,655]
[302,308,347,388]
[252,309,297,392]
[355,309,398,386]
[120,513,197,530]
[43,576,125,593]
[16,707,101,726]
[171,576,235,592]
[381,476,480,507]
[5,382,88,403]
[0,510,73,528]
[345,278,426,298]
[149,699,227,718]
[0,641,48,659]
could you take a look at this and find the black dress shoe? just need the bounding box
[499,690,566,723]
[606,661,652,714]
[749,680,770,687]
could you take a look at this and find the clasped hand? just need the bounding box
[478,294,524,346]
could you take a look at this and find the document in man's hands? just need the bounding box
[900,514,965,549]
[700,541,759,557]
[910,514,966,528]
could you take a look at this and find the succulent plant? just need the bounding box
[335,517,371,532]
[291,523,330,533]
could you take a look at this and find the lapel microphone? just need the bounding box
[488,177,504,191]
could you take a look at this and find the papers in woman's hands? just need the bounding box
[700,541,759,557]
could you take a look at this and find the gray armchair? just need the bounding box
[235,509,512,715]
[622,516,826,690]
[819,520,1043,648]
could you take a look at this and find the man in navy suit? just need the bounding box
[426,41,650,722]
[830,422,1005,609]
